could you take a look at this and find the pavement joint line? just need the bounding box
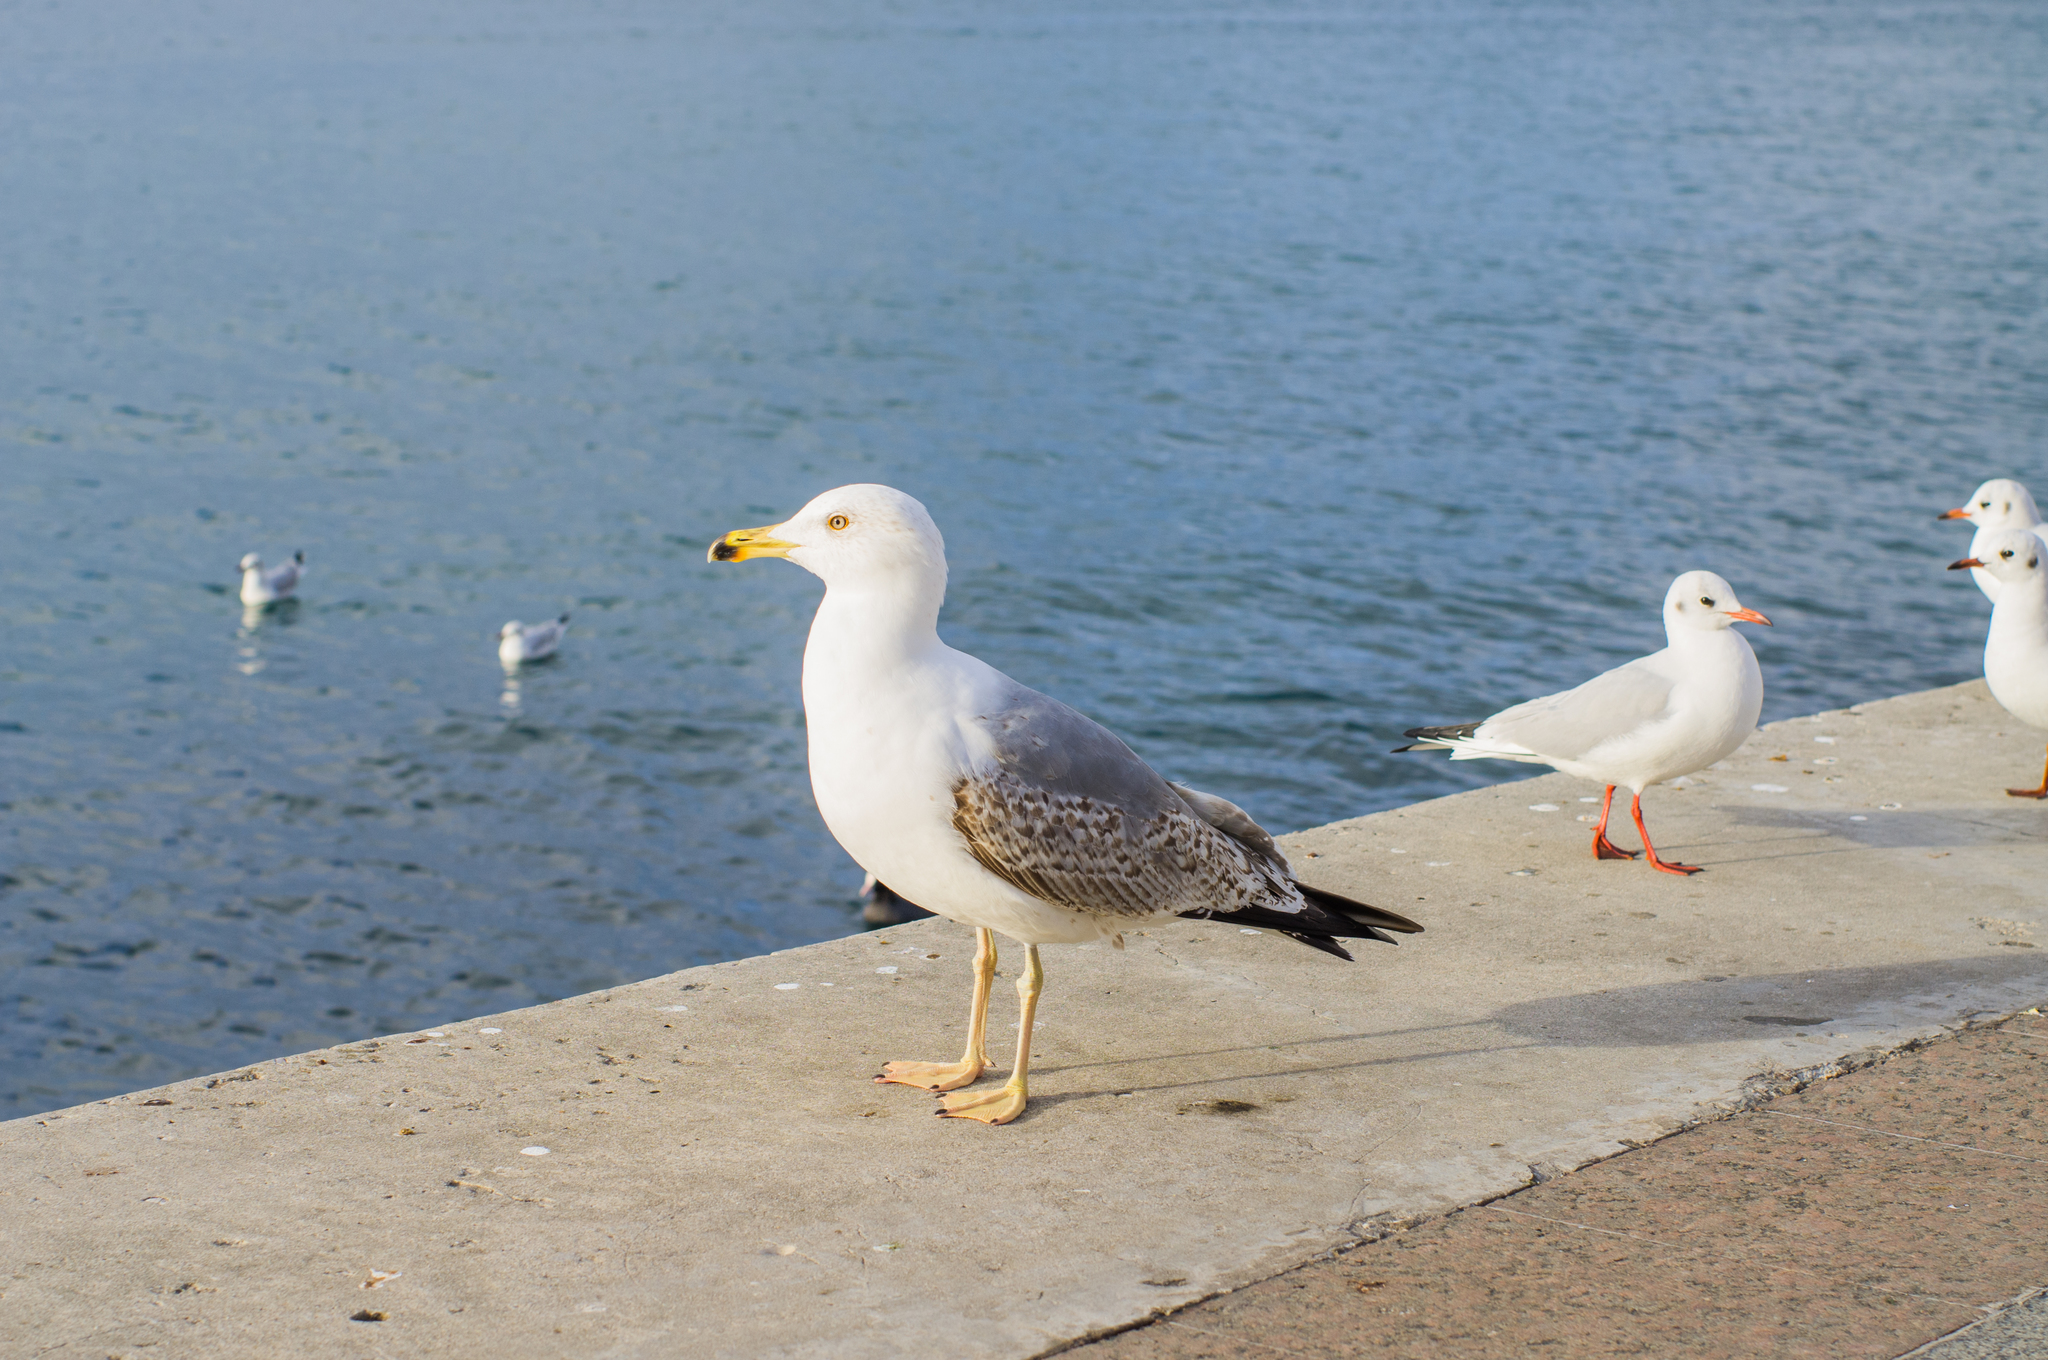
[1761,1111,2048,1164]
[1898,1285,2048,1358]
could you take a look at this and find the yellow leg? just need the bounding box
[938,943,1041,1125]
[874,928,997,1092]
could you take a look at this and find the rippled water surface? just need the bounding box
[4,0,2044,1114]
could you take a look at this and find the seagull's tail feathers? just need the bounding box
[1191,884,1420,961]
[557,612,571,624]
[1391,721,1480,753]
[1392,721,1543,763]
[293,550,305,564]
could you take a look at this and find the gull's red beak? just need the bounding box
[1949,557,1985,571]
[1724,607,1771,626]
[1939,507,1972,520]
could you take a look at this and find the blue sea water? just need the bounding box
[2,0,2043,1115]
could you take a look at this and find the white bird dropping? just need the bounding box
[238,550,304,606]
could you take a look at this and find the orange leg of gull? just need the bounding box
[1590,784,1640,860]
[1630,791,1703,876]
[875,927,996,1092]
[2009,745,2048,800]
[936,942,1040,1125]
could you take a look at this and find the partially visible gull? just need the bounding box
[859,873,934,926]
[1948,530,2048,798]
[709,483,1420,1125]
[1942,478,2048,604]
[1397,571,1770,876]
[238,551,303,606]
[499,614,570,669]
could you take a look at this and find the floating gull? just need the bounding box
[1948,530,2048,798]
[499,614,570,669]
[1941,478,2048,604]
[710,484,1420,1125]
[238,551,303,606]
[1397,571,1770,876]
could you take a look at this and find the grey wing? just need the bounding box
[1482,656,1676,761]
[527,618,566,654]
[268,560,300,595]
[952,684,1300,922]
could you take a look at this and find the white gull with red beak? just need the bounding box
[1948,529,2048,798]
[1941,478,2048,604]
[1397,571,1770,876]
[708,483,1419,1125]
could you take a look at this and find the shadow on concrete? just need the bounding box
[1489,955,2048,1048]
[1023,957,2048,1113]
[1677,804,2045,863]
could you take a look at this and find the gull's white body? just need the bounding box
[1947,479,2048,604]
[1419,572,1764,794]
[238,551,302,606]
[1972,531,2048,731]
[499,615,569,668]
[798,533,1141,947]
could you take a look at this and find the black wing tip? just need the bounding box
[1298,884,1424,935]
[1281,931,1355,962]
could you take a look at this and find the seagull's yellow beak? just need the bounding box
[708,525,796,563]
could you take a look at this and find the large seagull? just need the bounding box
[710,484,1421,1125]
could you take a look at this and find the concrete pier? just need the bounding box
[6,681,2045,1359]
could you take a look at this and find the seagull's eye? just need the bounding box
[1982,501,1992,509]
[1699,596,1715,608]
[827,514,850,531]
[2000,548,2014,559]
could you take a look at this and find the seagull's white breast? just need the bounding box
[799,608,1112,944]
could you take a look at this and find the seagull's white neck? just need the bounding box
[1989,571,2048,649]
[801,569,949,699]
[1663,618,1746,657]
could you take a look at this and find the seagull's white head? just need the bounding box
[239,552,262,573]
[1950,529,2045,584]
[708,484,947,595]
[1664,571,1771,633]
[1942,478,2040,529]
[500,620,524,638]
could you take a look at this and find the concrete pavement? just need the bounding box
[4,680,2045,1358]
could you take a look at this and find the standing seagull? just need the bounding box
[1941,478,2048,604]
[709,484,1420,1125]
[238,551,304,606]
[1948,530,2048,798]
[499,614,571,669]
[1396,572,1770,876]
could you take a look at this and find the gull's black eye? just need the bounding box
[1981,501,1992,509]
[827,514,850,531]
[1699,596,1715,608]
[1999,548,2014,559]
